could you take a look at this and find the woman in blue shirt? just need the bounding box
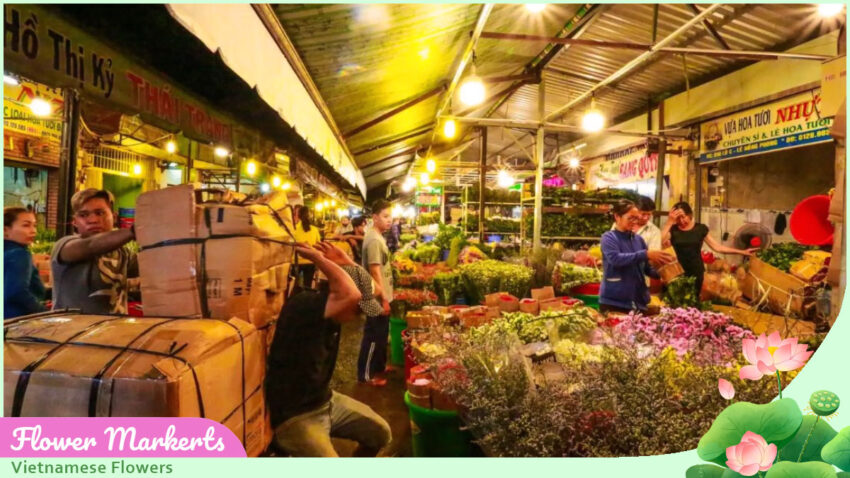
[4,207,47,318]
[599,200,674,314]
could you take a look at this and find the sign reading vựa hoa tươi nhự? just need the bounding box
[699,89,833,163]
[3,4,233,146]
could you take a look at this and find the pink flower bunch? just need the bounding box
[612,307,755,366]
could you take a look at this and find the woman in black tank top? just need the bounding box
[661,202,758,298]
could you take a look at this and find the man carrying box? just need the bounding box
[51,189,137,314]
[266,243,391,457]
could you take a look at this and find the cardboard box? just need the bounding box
[531,286,555,301]
[741,257,806,315]
[519,298,540,315]
[3,312,269,456]
[406,311,441,329]
[803,250,831,267]
[790,260,822,282]
[497,294,520,313]
[136,185,295,329]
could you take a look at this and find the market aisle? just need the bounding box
[332,317,412,457]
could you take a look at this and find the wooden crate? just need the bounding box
[741,257,807,315]
[713,305,815,339]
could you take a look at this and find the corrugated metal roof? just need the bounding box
[275,3,841,193]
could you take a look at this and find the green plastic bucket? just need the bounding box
[389,317,407,366]
[574,294,600,310]
[404,392,472,457]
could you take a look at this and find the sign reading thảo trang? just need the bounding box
[699,89,833,164]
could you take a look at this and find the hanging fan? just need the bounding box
[732,223,773,251]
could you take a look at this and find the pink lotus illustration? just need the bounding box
[718,378,735,400]
[739,332,813,381]
[725,431,777,476]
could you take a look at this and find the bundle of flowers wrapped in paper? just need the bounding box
[470,308,598,344]
[552,262,602,293]
[391,288,438,318]
[460,260,533,304]
[610,307,754,366]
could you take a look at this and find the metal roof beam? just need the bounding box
[360,146,420,171]
[688,4,731,50]
[351,124,434,156]
[344,83,447,138]
[363,158,416,178]
[544,3,724,123]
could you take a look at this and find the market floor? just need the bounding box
[332,316,412,457]
[264,316,411,457]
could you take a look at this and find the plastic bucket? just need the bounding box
[441,249,450,261]
[573,294,600,310]
[790,195,834,246]
[404,392,472,457]
[389,317,407,366]
[570,282,600,295]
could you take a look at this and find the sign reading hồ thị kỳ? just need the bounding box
[699,89,833,164]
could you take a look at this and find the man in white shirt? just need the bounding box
[609,196,661,250]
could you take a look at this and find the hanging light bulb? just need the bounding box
[214,146,229,158]
[419,172,430,185]
[459,61,485,106]
[818,4,844,17]
[402,177,416,193]
[569,157,580,169]
[331,199,337,207]
[315,202,324,212]
[392,204,403,218]
[525,4,546,13]
[166,140,177,154]
[260,183,271,193]
[132,163,143,176]
[497,170,514,189]
[29,98,52,117]
[426,158,436,174]
[443,119,457,139]
[246,160,257,177]
[282,181,292,191]
[581,98,605,133]
[272,175,282,188]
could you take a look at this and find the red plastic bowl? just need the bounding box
[571,283,601,295]
[790,195,834,246]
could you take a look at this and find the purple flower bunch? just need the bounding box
[612,307,755,366]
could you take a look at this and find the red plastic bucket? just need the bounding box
[790,195,834,246]
[571,282,600,295]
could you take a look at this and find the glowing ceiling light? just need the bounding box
[29,98,52,117]
[426,158,436,174]
[272,175,282,188]
[459,75,485,106]
[403,207,416,219]
[818,3,844,17]
[246,160,257,177]
[419,172,430,185]
[166,140,177,154]
[525,4,547,13]
[260,183,271,193]
[581,98,605,133]
[392,204,403,218]
[497,170,514,189]
[168,162,178,168]
[418,47,430,60]
[282,181,292,191]
[132,163,143,176]
[443,119,457,139]
[315,202,324,212]
[331,199,337,207]
[4,74,20,86]
[214,146,229,158]
[569,158,580,169]
[402,177,416,193]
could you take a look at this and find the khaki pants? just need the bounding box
[274,392,392,457]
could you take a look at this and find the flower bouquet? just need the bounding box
[392,288,438,318]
